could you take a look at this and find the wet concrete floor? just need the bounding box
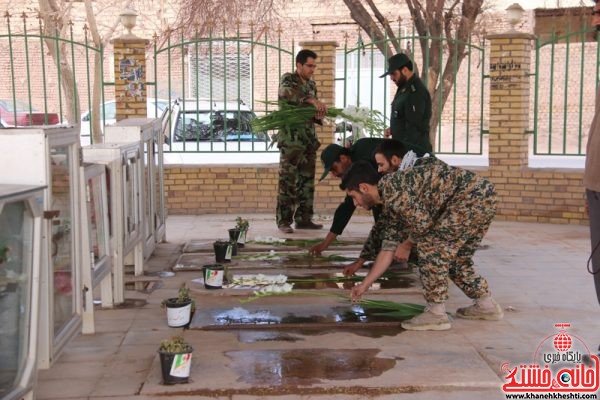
[190,303,411,330]
[235,327,402,343]
[226,348,399,385]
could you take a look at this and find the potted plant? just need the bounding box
[228,216,249,248]
[162,285,195,327]
[202,264,225,289]
[158,335,193,385]
[213,239,233,263]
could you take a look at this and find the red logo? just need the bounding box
[502,323,599,393]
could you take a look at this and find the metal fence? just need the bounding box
[152,25,293,153]
[531,26,599,156]
[0,12,109,140]
[2,12,598,158]
[338,30,488,155]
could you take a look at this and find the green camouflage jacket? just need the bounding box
[276,71,319,147]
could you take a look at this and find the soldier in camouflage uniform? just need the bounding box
[310,139,428,276]
[276,49,327,233]
[342,153,503,331]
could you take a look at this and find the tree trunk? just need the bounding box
[85,0,127,144]
[38,0,80,125]
[342,0,397,57]
[342,0,484,151]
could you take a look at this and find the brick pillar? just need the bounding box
[111,36,149,122]
[486,32,535,170]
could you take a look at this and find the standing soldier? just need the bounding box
[343,153,502,331]
[276,49,327,233]
[381,53,433,154]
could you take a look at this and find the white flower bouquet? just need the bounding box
[251,101,386,145]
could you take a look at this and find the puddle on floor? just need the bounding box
[236,331,305,343]
[287,272,416,290]
[208,304,409,327]
[236,327,401,343]
[226,348,398,385]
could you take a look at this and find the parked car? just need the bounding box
[80,98,169,144]
[161,98,268,144]
[0,99,59,126]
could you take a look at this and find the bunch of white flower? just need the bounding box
[253,236,286,244]
[251,283,295,298]
[336,105,386,136]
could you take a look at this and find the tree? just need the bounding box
[83,0,127,144]
[341,0,485,147]
[37,0,80,126]
[175,0,285,39]
[35,0,165,143]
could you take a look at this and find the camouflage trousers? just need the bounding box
[415,193,497,304]
[276,142,318,226]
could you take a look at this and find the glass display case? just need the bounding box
[0,126,82,369]
[80,163,112,334]
[82,142,144,305]
[0,185,43,400]
[105,118,166,259]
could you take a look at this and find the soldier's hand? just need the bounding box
[384,127,391,138]
[351,283,367,303]
[315,100,327,120]
[343,260,363,276]
[309,241,328,256]
[394,240,412,262]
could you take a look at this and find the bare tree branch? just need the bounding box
[342,0,395,56]
[364,0,400,53]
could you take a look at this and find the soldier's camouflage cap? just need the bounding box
[379,53,411,78]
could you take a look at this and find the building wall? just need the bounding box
[0,1,592,225]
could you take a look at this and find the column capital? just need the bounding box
[485,32,536,41]
[298,41,339,48]
[111,37,150,46]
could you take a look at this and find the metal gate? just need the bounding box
[532,27,599,156]
[0,12,108,143]
[152,26,294,153]
[338,32,488,155]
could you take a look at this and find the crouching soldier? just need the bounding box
[343,151,502,331]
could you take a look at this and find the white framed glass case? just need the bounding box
[105,118,166,259]
[82,142,144,305]
[0,185,43,400]
[0,126,82,370]
[80,163,112,334]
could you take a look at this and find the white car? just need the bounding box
[80,98,168,145]
[161,98,268,144]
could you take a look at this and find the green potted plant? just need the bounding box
[158,335,193,385]
[162,285,195,327]
[228,216,249,248]
[213,239,233,263]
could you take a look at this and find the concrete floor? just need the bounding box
[35,214,599,399]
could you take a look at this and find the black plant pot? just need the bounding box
[230,241,238,256]
[213,241,232,263]
[159,349,193,385]
[228,228,245,248]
